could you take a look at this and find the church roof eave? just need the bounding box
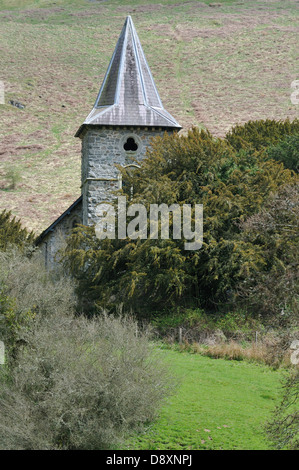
[35,195,83,245]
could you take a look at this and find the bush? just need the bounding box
[0,288,34,360]
[152,308,262,345]
[0,248,76,359]
[4,165,22,190]
[266,369,299,449]
[0,248,75,317]
[0,210,34,251]
[0,312,173,450]
[237,183,299,324]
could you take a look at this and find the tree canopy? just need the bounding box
[63,121,298,317]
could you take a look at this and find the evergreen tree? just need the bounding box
[0,210,35,251]
[225,118,299,152]
[266,134,299,173]
[63,125,297,316]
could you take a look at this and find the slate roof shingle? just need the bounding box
[75,16,181,137]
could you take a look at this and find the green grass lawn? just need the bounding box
[128,348,285,450]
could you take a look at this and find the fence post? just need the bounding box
[179,327,182,344]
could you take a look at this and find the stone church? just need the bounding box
[36,16,181,266]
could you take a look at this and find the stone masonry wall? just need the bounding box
[39,201,82,269]
[81,127,170,226]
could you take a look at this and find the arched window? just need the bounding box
[69,217,80,231]
[72,219,79,229]
[121,164,140,199]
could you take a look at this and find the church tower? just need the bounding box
[75,16,181,226]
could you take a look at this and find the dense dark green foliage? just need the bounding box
[0,210,35,250]
[225,118,299,152]
[266,134,299,172]
[63,122,298,317]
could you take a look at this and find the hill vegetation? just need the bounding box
[0,0,298,232]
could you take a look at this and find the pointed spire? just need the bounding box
[76,16,181,136]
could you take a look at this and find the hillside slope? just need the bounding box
[0,0,298,232]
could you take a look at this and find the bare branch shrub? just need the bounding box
[0,312,173,450]
[0,247,76,357]
[238,184,299,324]
[0,247,76,317]
[266,369,299,449]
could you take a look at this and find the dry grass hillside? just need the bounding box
[0,0,298,233]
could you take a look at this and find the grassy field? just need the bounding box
[128,348,286,450]
[0,0,298,233]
